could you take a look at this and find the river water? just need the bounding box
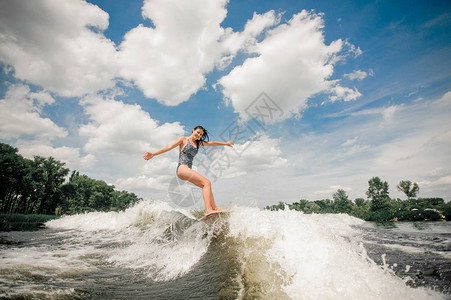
[0,200,449,299]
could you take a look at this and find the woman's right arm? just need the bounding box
[143,137,184,160]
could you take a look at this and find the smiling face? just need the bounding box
[192,128,204,140]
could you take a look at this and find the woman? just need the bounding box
[143,126,234,216]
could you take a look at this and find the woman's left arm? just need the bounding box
[202,141,234,147]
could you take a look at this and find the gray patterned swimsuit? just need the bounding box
[177,141,198,173]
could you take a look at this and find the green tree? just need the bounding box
[354,198,367,207]
[111,190,140,211]
[333,189,353,214]
[396,180,419,209]
[1,143,141,215]
[15,158,45,214]
[88,180,115,211]
[443,202,451,221]
[314,199,335,213]
[59,171,141,214]
[303,201,321,214]
[366,176,390,212]
[34,157,69,214]
[0,143,26,213]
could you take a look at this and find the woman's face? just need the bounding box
[192,128,204,140]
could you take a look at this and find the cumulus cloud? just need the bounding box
[217,10,359,122]
[195,134,287,179]
[328,85,362,102]
[17,141,97,169]
[134,156,179,192]
[219,10,281,66]
[0,0,117,97]
[118,0,277,106]
[344,70,369,81]
[0,84,67,139]
[114,175,165,195]
[0,0,361,112]
[79,93,185,154]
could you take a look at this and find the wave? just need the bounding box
[46,200,444,299]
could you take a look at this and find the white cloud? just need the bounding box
[0,84,67,139]
[0,0,117,97]
[0,1,361,112]
[196,134,287,179]
[17,141,97,170]
[114,175,165,194]
[341,136,359,147]
[217,10,359,122]
[435,90,451,107]
[219,10,281,63]
[138,156,178,190]
[419,176,451,188]
[142,156,177,177]
[313,185,352,198]
[349,104,404,126]
[282,91,451,201]
[79,93,185,154]
[344,70,369,81]
[345,41,363,57]
[381,105,402,124]
[340,136,370,155]
[118,0,277,106]
[328,85,362,102]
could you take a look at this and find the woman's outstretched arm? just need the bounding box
[143,137,184,160]
[202,141,234,147]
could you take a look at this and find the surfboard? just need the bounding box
[199,210,228,221]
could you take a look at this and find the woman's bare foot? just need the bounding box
[205,209,215,215]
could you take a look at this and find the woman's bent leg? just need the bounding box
[177,165,220,214]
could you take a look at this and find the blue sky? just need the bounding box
[0,0,450,208]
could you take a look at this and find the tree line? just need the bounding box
[266,176,451,221]
[0,143,141,215]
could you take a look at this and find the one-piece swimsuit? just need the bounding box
[177,141,198,173]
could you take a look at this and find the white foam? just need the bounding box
[45,200,192,231]
[367,241,451,260]
[226,207,444,299]
[46,200,211,281]
[34,200,445,298]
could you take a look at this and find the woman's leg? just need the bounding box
[177,165,220,214]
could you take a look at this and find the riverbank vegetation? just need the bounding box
[0,143,141,216]
[266,177,450,221]
[0,213,59,231]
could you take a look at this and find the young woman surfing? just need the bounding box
[143,125,234,216]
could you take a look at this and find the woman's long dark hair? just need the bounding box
[193,125,209,148]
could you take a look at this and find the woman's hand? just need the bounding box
[226,141,234,147]
[143,152,154,160]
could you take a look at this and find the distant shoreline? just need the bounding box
[0,208,448,232]
[265,197,450,222]
[0,213,59,231]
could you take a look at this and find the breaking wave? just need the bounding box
[42,200,444,299]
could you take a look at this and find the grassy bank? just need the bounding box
[0,213,60,231]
